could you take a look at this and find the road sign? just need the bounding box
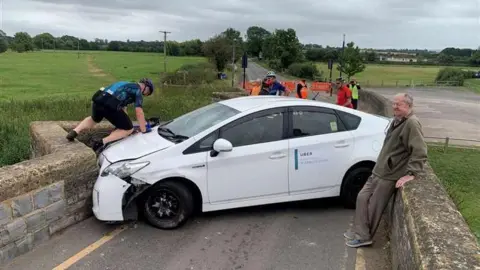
[242,53,248,68]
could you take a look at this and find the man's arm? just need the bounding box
[343,89,352,106]
[134,91,147,133]
[405,119,428,177]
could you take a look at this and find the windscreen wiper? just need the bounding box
[158,127,189,140]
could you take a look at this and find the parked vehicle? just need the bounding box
[92,95,391,229]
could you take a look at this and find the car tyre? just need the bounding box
[143,181,194,230]
[340,166,372,209]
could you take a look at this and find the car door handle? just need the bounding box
[269,153,286,159]
[334,143,350,148]
[334,140,350,148]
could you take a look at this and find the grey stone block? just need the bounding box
[24,210,46,233]
[0,243,17,265]
[6,219,27,242]
[67,194,79,205]
[46,200,66,222]
[0,229,10,246]
[0,203,12,226]
[33,188,50,209]
[15,234,33,257]
[11,195,33,217]
[49,215,76,235]
[48,182,64,204]
[33,227,50,246]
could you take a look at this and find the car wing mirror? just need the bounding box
[210,138,233,157]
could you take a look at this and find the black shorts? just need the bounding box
[91,102,133,130]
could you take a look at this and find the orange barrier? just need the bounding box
[310,82,332,92]
[240,80,331,95]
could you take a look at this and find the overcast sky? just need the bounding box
[1,0,479,50]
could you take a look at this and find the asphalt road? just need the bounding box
[5,198,361,270]
[373,87,480,146]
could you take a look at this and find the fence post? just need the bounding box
[396,80,398,87]
[443,137,450,153]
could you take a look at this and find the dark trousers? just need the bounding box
[352,99,358,109]
[353,175,396,240]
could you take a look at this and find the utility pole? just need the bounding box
[159,30,171,73]
[77,39,80,59]
[231,39,235,87]
[339,34,346,78]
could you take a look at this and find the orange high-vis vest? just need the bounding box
[297,81,308,99]
[250,85,261,96]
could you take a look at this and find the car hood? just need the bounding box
[101,128,174,163]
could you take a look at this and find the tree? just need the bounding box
[0,38,8,53]
[469,50,480,66]
[246,26,271,57]
[364,51,377,62]
[219,28,244,61]
[12,32,34,52]
[33,33,55,50]
[262,28,303,70]
[437,53,454,65]
[202,34,231,71]
[337,42,366,79]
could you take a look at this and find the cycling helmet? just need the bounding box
[139,78,154,95]
[266,71,276,77]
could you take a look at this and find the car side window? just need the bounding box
[199,131,218,149]
[335,110,361,130]
[291,109,343,138]
[220,111,285,147]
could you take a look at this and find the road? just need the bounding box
[5,199,367,270]
[373,88,480,146]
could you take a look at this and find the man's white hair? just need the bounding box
[395,93,414,107]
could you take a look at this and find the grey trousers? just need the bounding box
[353,175,397,240]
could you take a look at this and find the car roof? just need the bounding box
[218,95,366,116]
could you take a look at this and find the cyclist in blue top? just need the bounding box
[265,71,287,96]
[66,78,154,152]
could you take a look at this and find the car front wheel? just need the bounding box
[143,181,194,230]
[340,166,372,209]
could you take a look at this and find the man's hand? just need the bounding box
[396,175,415,188]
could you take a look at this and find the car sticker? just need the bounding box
[330,121,338,132]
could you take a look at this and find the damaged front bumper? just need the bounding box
[92,172,150,222]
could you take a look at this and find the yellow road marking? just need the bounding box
[52,225,128,270]
[355,248,366,270]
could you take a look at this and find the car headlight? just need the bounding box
[101,160,150,179]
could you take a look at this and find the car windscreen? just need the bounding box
[160,102,240,138]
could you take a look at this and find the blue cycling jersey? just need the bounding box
[103,81,143,108]
[268,81,286,95]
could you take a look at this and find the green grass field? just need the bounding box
[428,145,480,240]
[0,50,207,100]
[0,50,229,167]
[316,63,444,86]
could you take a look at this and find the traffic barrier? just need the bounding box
[241,80,332,95]
[310,82,332,92]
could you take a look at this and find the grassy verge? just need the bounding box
[0,86,235,167]
[464,79,480,94]
[428,145,480,240]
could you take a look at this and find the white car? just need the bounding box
[92,95,391,230]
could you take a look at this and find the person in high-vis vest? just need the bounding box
[296,79,308,99]
[348,78,361,109]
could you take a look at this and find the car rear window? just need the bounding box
[335,110,361,130]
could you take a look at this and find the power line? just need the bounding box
[159,30,171,73]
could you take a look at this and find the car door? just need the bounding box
[206,107,290,204]
[287,106,354,195]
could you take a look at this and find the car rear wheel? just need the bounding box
[340,166,372,209]
[143,181,194,230]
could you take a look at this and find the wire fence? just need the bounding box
[312,78,463,88]
[424,136,480,152]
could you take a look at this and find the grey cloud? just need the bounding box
[2,0,479,49]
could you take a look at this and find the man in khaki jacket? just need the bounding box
[345,92,428,248]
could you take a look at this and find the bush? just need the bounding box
[0,39,8,53]
[435,67,471,86]
[287,62,322,80]
[0,86,225,167]
[267,59,283,71]
[162,62,217,85]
